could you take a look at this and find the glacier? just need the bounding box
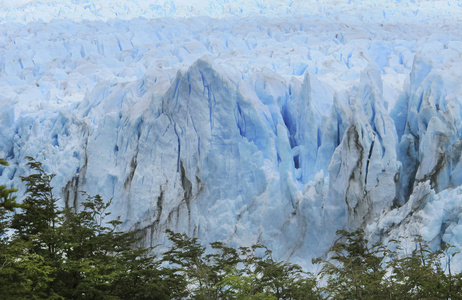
[1,0,462,271]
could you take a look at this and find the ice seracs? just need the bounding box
[1,0,462,271]
[376,47,462,268]
[327,64,400,232]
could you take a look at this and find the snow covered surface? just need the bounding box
[2,0,461,24]
[1,0,462,271]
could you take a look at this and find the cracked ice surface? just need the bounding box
[1,0,462,270]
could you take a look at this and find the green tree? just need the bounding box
[206,241,240,298]
[441,244,462,300]
[163,229,208,298]
[0,158,60,299]
[3,157,178,299]
[258,258,317,299]
[56,193,181,299]
[55,193,122,299]
[0,159,19,236]
[387,235,462,300]
[163,230,318,299]
[212,243,277,299]
[241,245,317,300]
[0,239,59,299]
[11,157,61,261]
[314,230,462,300]
[313,229,390,300]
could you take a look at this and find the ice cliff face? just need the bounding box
[1,1,462,270]
[378,46,462,271]
[327,64,400,232]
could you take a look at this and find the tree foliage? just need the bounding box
[1,157,462,299]
[0,159,20,236]
[313,229,389,299]
[1,157,177,299]
[163,230,317,299]
[313,229,462,300]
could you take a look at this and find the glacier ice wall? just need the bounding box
[2,2,462,270]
